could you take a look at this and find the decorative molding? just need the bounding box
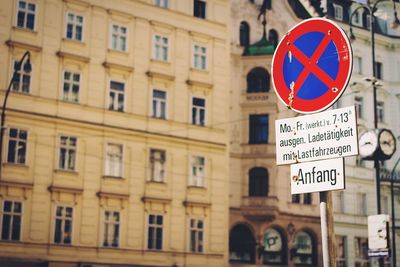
[186,79,213,89]
[5,40,42,52]
[103,61,134,72]
[56,51,90,63]
[48,185,83,194]
[141,196,172,204]
[183,200,211,208]
[96,191,129,200]
[146,70,175,81]
[107,9,133,20]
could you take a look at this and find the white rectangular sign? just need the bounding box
[368,214,390,250]
[290,157,345,194]
[276,106,358,165]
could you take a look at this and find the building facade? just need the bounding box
[0,0,230,267]
[229,1,323,266]
[325,1,400,266]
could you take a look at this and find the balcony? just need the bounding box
[240,196,279,222]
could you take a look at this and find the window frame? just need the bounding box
[152,89,167,119]
[16,0,36,31]
[149,149,166,182]
[154,0,169,8]
[336,235,347,267]
[188,217,204,253]
[102,209,121,248]
[193,0,207,19]
[53,205,74,245]
[153,34,169,62]
[110,23,128,52]
[333,4,343,21]
[65,11,84,42]
[354,96,363,119]
[191,97,206,126]
[108,80,125,112]
[1,200,23,241]
[62,70,80,103]
[147,213,164,250]
[356,192,367,215]
[58,135,77,171]
[249,114,269,144]
[377,101,384,123]
[11,59,32,94]
[6,127,28,165]
[104,143,124,178]
[192,44,207,71]
[189,155,206,187]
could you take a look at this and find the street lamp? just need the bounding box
[0,51,31,178]
[349,1,400,266]
[389,156,400,267]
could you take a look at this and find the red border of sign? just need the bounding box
[271,18,353,114]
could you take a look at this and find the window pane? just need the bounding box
[1,215,11,240]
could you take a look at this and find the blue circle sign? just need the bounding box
[272,18,353,114]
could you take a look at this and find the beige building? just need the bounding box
[0,0,230,267]
[229,1,322,266]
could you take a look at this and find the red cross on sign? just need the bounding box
[271,18,353,114]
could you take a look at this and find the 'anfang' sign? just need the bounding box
[290,157,345,194]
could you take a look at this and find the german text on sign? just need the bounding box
[290,157,345,194]
[275,106,358,165]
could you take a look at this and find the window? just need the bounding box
[147,214,163,250]
[155,0,168,8]
[268,29,278,48]
[12,61,31,93]
[292,231,315,265]
[1,200,22,241]
[16,0,36,30]
[192,97,206,126]
[249,114,268,144]
[190,156,205,187]
[153,34,169,62]
[291,194,312,205]
[354,237,369,267]
[105,143,123,177]
[333,4,343,20]
[111,24,127,52]
[248,167,268,197]
[189,218,204,253]
[229,224,256,263]
[377,101,384,123]
[152,90,167,119]
[103,210,120,247]
[66,12,84,41]
[150,149,166,182]
[194,0,206,19]
[7,128,27,164]
[353,10,361,26]
[354,96,363,119]
[292,194,300,203]
[193,45,207,70]
[356,193,367,215]
[54,205,73,244]
[239,21,250,47]
[62,71,80,103]
[247,67,270,93]
[334,191,345,213]
[375,61,383,79]
[109,81,125,112]
[336,235,347,267]
[303,193,312,204]
[59,136,77,171]
[262,228,286,264]
[353,56,362,75]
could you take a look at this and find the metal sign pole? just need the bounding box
[320,191,336,267]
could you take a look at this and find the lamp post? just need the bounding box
[349,1,400,266]
[0,51,31,178]
[389,157,399,267]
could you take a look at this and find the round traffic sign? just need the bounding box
[271,18,352,114]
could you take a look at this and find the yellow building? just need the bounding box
[0,0,230,267]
